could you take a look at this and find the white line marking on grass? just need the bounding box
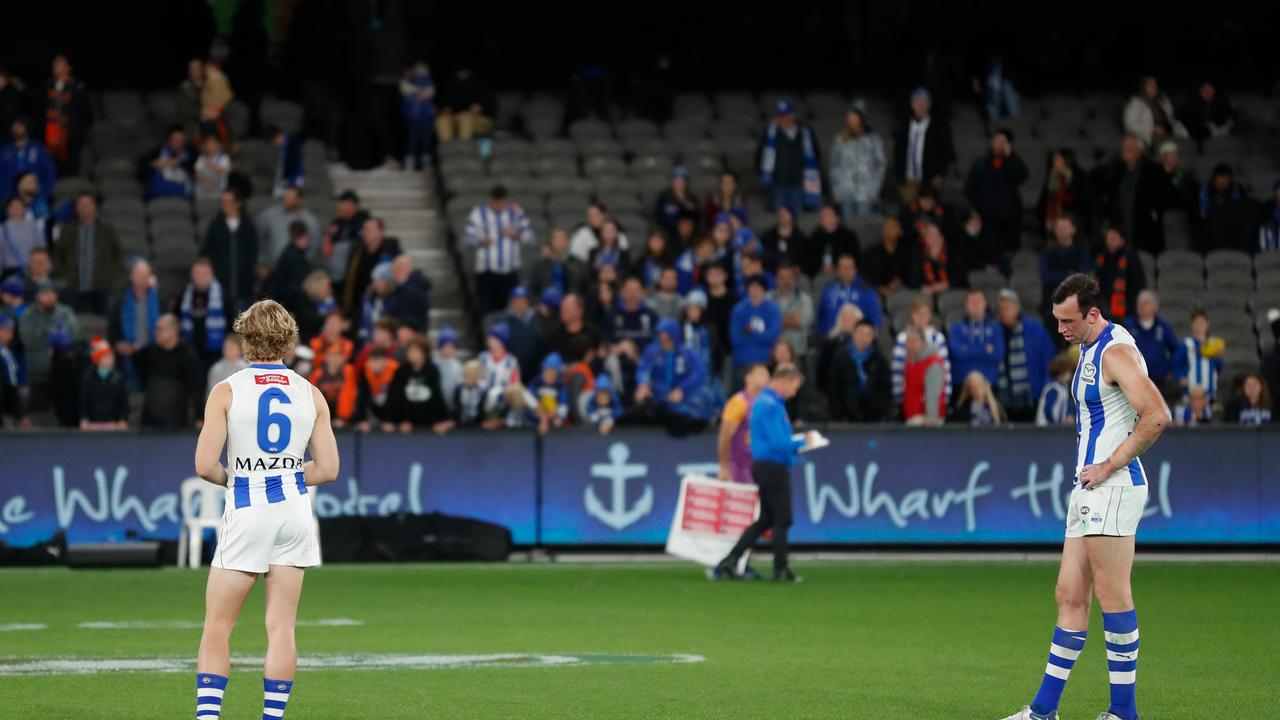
[0,624,46,632]
[77,618,364,630]
[0,652,706,676]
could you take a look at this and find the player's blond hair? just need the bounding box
[232,299,299,362]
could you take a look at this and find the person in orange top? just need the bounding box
[308,310,353,363]
[356,346,400,432]
[310,345,357,426]
[718,363,771,483]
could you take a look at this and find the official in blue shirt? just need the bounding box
[713,364,810,583]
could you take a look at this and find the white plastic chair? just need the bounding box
[178,478,225,568]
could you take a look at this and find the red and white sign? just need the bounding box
[254,374,290,385]
[665,475,760,567]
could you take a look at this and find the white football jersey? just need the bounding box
[222,363,317,509]
[1073,323,1148,488]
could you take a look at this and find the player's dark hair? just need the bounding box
[1050,273,1101,316]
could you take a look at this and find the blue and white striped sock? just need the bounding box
[195,672,228,719]
[263,678,294,719]
[1103,609,1140,720]
[1029,626,1087,717]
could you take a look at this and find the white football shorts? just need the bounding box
[1065,483,1148,538]
[212,496,320,573]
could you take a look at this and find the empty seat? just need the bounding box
[582,155,628,178]
[146,197,192,219]
[1156,249,1204,276]
[567,118,613,140]
[616,118,658,139]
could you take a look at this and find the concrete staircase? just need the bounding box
[326,165,474,353]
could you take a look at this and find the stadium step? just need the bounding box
[328,163,473,347]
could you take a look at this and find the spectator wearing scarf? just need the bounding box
[109,259,160,382]
[830,319,891,422]
[179,264,225,363]
[1094,227,1146,321]
[994,289,1055,422]
[759,99,822,212]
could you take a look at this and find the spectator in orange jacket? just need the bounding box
[308,310,353,363]
[356,345,400,432]
[311,345,357,426]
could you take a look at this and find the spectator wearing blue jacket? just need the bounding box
[816,254,882,334]
[994,289,1055,421]
[712,364,809,582]
[0,119,56,208]
[949,288,1004,390]
[635,318,713,422]
[1124,290,1180,391]
[607,276,659,347]
[730,274,782,373]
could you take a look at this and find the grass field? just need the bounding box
[1,560,1275,719]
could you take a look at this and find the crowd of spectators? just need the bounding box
[432,77,1279,434]
[1,51,1278,435]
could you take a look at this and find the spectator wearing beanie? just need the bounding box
[531,352,570,433]
[433,325,462,413]
[479,321,521,398]
[79,338,128,429]
[680,289,722,380]
[758,99,822,212]
[585,373,621,435]
[502,285,539,382]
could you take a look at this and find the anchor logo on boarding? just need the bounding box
[584,443,653,530]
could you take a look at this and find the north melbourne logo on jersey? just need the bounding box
[234,456,305,472]
[1079,362,1097,386]
[255,373,291,385]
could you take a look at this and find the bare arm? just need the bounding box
[193,382,231,486]
[716,416,739,478]
[1079,344,1171,489]
[304,385,340,486]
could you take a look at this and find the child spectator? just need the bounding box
[531,352,569,434]
[479,321,520,396]
[79,338,128,430]
[950,371,1007,425]
[308,310,353,363]
[1173,385,1213,426]
[680,289,722,380]
[454,359,487,427]
[311,345,357,427]
[1175,310,1224,401]
[585,373,622,435]
[387,336,453,434]
[433,325,463,413]
[484,382,538,429]
[355,345,399,432]
[1225,373,1272,426]
[206,333,247,392]
[562,337,597,423]
[1035,354,1076,427]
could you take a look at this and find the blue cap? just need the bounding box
[594,374,614,393]
[714,211,733,227]
[487,321,510,345]
[540,352,564,372]
[657,318,681,341]
[509,285,528,300]
[1,277,24,296]
[437,324,458,349]
[671,165,690,180]
[371,261,394,283]
[540,287,563,310]
[0,313,13,330]
[745,273,770,291]
[776,98,796,116]
[685,289,707,309]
